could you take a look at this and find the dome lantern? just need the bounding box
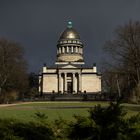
[67,21,73,28]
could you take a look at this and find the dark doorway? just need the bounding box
[67,82,73,93]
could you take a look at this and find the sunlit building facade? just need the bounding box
[39,22,101,94]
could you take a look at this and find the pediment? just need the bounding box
[60,64,78,68]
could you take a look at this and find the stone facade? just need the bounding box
[57,54,83,62]
[39,22,101,94]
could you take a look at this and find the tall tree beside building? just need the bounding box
[27,72,39,98]
[0,38,28,103]
[103,21,140,102]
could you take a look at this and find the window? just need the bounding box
[73,47,76,53]
[64,47,67,53]
[69,47,71,53]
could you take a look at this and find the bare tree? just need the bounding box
[0,38,28,103]
[103,21,140,102]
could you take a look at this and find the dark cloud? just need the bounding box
[0,0,140,72]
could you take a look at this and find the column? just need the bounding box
[64,73,67,93]
[81,48,83,54]
[59,73,62,93]
[78,73,82,93]
[77,46,79,53]
[59,47,61,54]
[78,47,80,54]
[67,46,69,53]
[79,48,81,54]
[77,47,79,53]
[71,46,73,53]
[72,73,76,93]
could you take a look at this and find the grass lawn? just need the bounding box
[0,101,139,122]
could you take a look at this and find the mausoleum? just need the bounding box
[39,22,101,95]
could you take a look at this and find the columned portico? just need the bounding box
[58,71,82,94]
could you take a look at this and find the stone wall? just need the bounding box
[42,74,58,93]
[82,74,101,93]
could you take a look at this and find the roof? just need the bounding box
[59,22,80,40]
[59,28,80,40]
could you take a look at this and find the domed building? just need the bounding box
[39,22,101,96]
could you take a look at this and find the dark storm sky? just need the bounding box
[0,0,140,72]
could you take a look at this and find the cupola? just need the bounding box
[56,22,84,64]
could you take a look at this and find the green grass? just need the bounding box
[15,101,109,107]
[0,108,89,121]
[0,101,139,122]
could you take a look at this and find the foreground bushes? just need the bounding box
[68,102,140,140]
[0,119,55,140]
[0,102,140,140]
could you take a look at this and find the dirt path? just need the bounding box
[0,102,32,107]
[0,101,140,108]
[0,101,84,107]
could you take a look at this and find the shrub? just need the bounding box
[67,102,140,140]
[0,118,55,140]
[52,116,68,139]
